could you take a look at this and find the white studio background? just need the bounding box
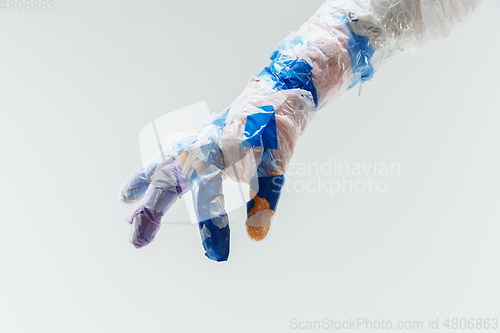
[1,0,499,332]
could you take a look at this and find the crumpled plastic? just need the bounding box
[118,0,482,261]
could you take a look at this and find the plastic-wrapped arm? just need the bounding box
[119,0,483,261]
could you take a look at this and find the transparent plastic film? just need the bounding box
[118,0,483,261]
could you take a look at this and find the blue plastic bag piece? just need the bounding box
[240,106,278,150]
[193,143,223,169]
[335,15,376,89]
[258,52,318,105]
[211,108,229,128]
[199,217,230,262]
[271,35,307,58]
[256,148,280,178]
[172,135,197,155]
[170,109,229,155]
[247,175,285,213]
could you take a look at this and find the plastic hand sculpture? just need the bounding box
[118,0,482,261]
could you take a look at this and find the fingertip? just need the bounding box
[199,217,230,262]
[128,205,163,249]
[246,196,274,241]
[204,250,229,262]
[246,225,271,241]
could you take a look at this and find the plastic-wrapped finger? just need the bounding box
[246,166,285,241]
[128,156,189,248]
[118,156,162,204]
[184,143,230,262]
